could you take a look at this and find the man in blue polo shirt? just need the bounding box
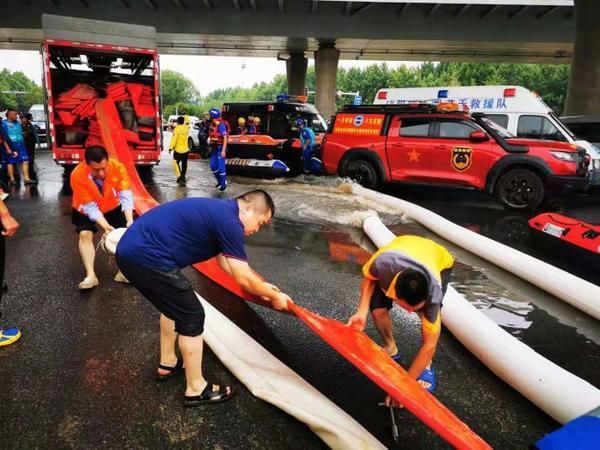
[116,190,292,407]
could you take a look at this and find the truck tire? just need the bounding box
[495,168,544,210]
[188,137,195,151]
[345,159,380,189]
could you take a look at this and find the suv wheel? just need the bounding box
[495,168,544,210]
[188,137,195,150]
[345,159,380,189]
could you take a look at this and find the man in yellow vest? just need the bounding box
[347,235,454,405]
[168,116,190,185]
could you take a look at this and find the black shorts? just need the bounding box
[173,152,188,162]
[369,268,453,311]
[116,255,205,337]
[71,206,127,234]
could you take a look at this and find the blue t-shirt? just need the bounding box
[2,120,24,144]
[300,127,316,148]
[117,198,247,270]
[217,122,228,136]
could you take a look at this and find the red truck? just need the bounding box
[41,15,162,168]
[322,103,590,210]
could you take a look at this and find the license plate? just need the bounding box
[542,223,565,238]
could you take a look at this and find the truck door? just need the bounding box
[427,118,494,188]
[385,115,434,181]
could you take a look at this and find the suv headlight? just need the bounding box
[550,151,577,162]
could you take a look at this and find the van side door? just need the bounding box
[385,115,434,181]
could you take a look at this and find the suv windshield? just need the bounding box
[480,117,514,138]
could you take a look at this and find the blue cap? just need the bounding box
[209,108,221,119]
[295,118,305,127]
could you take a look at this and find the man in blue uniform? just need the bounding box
[116,190,292,407]
[246,115,257,135]
[296,118,317,174]
[208,108,229,192]
[235,117,247,135]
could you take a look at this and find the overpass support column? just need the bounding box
[314,43,340,119]
[565,0,600,115]
[286,53,308,96]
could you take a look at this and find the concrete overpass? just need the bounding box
[0,0,597,116]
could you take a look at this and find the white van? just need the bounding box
[374,86,600,186]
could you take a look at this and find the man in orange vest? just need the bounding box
[70,146,134,290]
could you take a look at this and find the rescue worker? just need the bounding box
[236,117,247,135]
[168,116,190,184]
[346,235,454,406]
[197,113,210,159]
[70,146,134,290]
[247,115,257,135]
[116,190,292,406]
[2,109,35,186]
[0,131,12,191]
[21,113,39,181]
[208,108,229,192]
[296,118,316,175]
[252,116,261,135]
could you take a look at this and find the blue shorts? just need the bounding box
[7,142,29,165]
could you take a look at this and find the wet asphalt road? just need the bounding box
[1,151,599,449]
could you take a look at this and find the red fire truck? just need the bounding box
[41,15,162,168]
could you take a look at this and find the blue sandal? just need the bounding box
[390,352,403,364]
[418,368,437,393]
[0,327,22,347]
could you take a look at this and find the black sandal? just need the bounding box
[156,359,184,381]
[184,383,235,407]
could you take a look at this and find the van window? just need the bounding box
[517,115,567,142]
[438,119,479,139]
[486,114,509,129]
[399,118,430,137]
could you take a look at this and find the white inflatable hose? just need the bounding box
[354,185,600,321]
[362,215,600,424]
[197,293,386,450]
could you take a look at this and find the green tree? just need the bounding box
[162,62,571,115]
[0,69,43,112]
[160,70,200,107]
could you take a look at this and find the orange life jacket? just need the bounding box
[70,158,131,213]
[209,119,230,146]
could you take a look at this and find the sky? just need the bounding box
[0,49,415,96]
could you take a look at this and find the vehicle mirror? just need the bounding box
[469,130,489,142]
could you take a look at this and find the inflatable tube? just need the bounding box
[226,158,290,178]
[197,294,386,450]
[96,99,384,448]
[353,185,600,320]
[362,215,600,424]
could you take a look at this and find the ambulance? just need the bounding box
[374,86,600,186]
